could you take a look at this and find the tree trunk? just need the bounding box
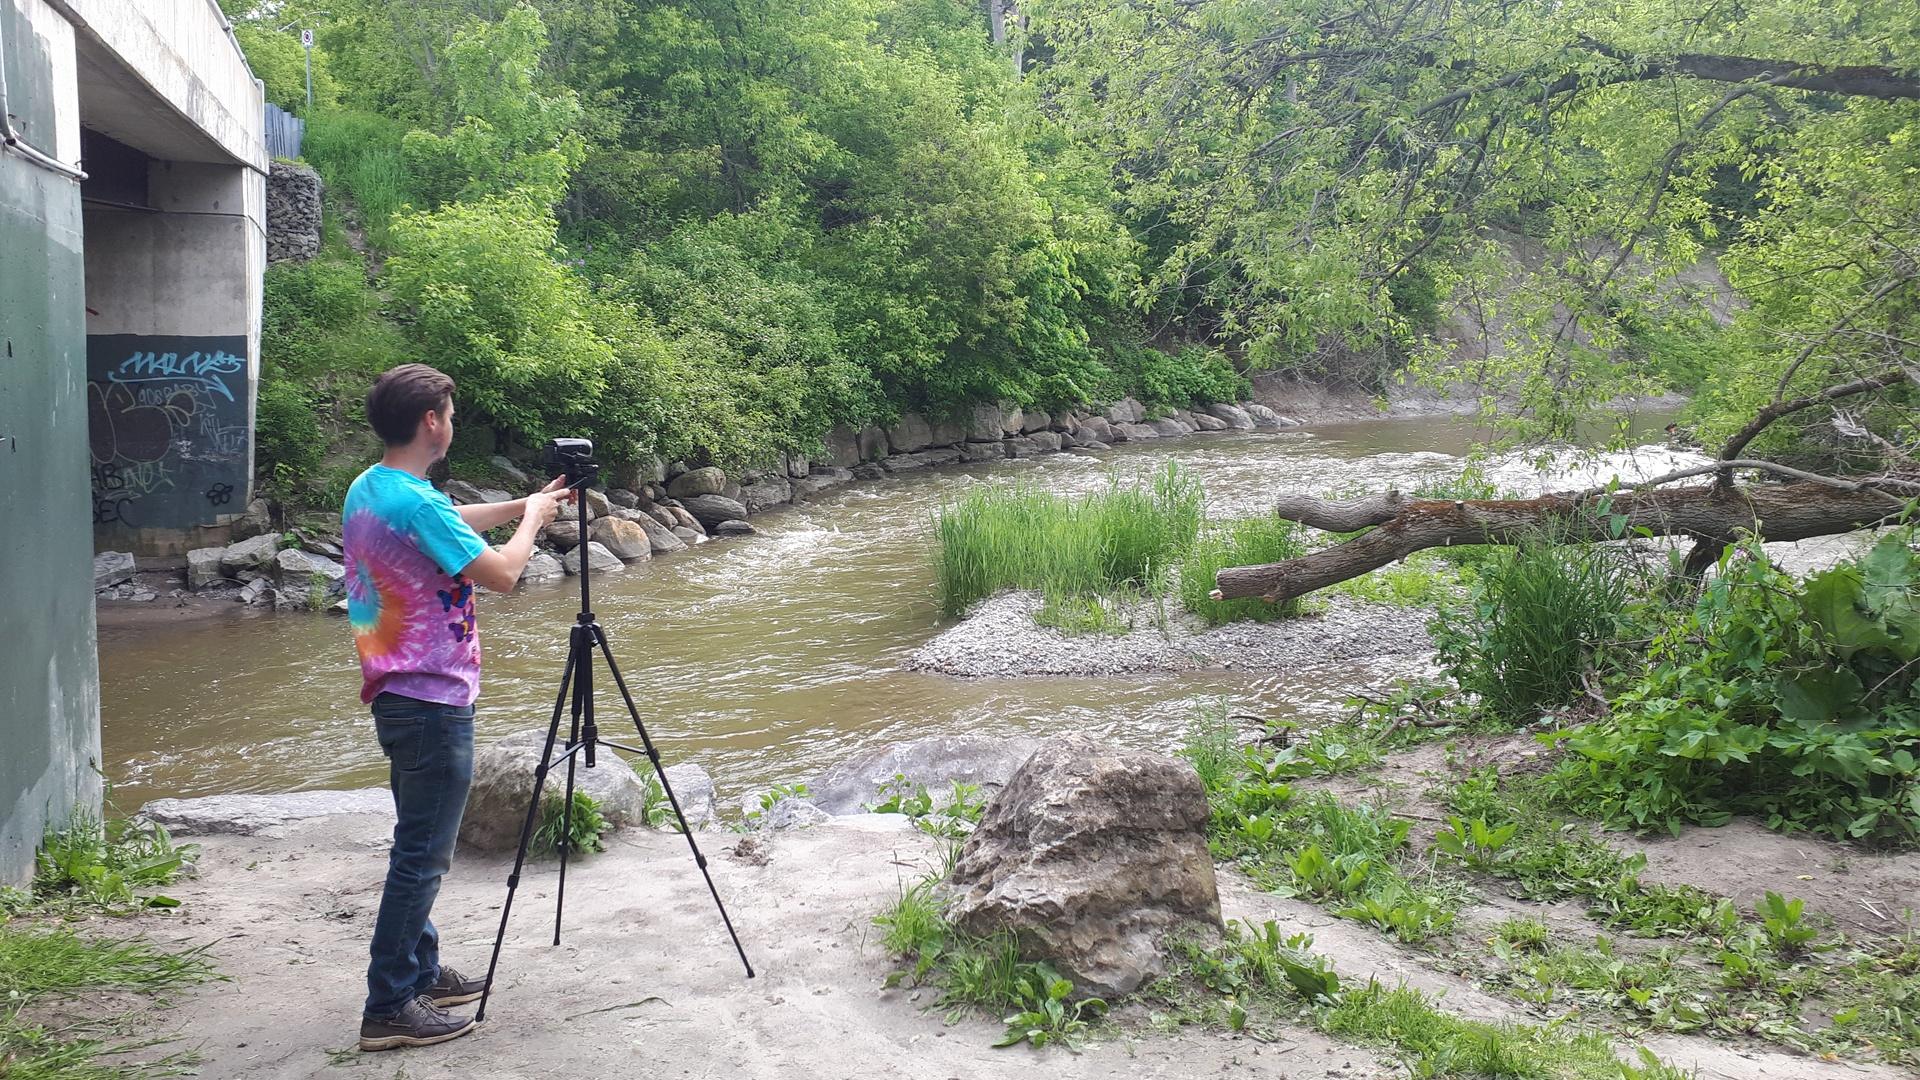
[1212,482,1902,603]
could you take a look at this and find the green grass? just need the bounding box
[0,925,217,1079]
[1179,515,1309,624]
[301,108,420,246]
[933,462,1202,618]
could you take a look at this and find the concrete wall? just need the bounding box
[67,0,267,553]
[0,0,103,886]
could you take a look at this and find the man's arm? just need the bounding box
[455,476,570,532]
[461,490,564,593]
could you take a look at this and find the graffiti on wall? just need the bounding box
[86,335,250,530]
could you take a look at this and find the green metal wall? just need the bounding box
[0,0,103,885]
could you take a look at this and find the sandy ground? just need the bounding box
[95,804,1913,1080]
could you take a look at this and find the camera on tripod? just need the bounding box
[545,437,598,487]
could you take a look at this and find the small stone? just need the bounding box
[715,519,755,536]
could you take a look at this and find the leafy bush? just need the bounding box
[1432,536,1634,723]
[27,813,196,911]
[1180,515,1309,624]
[1101,343,1249,411]
[1550,536,1920,843]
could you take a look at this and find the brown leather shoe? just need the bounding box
[426,964,486,1007]
[359,995,478,1051]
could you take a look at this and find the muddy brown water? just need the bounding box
[97,414,1697,812]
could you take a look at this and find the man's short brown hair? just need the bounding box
[366,364,456,446]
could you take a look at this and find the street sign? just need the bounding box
[301,28,314,47]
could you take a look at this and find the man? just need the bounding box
[343,363,570,1050]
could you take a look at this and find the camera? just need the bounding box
[545,437,598,486]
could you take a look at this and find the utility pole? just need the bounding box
[301,27,314,110]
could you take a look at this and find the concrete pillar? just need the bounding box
[0,0,103,886]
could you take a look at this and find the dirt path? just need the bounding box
[133,813,1385,1079]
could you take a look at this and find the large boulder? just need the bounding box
[681,494,750,529]
[1106,397,1147,424]
[186,547,227,590]
[1243,402,1295,428]
[928,416,969,446]
[272,548,347,602]
[1192,412,1229,432]
[667,466,727,500]
[1203,403,1255,430]
[459,730,654,852]
[1113,422,1160,442]
[791,467,854,499]
[1003,435,1041,459]
[520,551,565,583]
[444,479,512,506]
[543,519,583,552]
[949,734,1221,998]
[589,517,654,561]
[93,551,136,589]
[627,512,687,555]
[1028,431,1064,454]
[816,426,861,469]
[664,505,705,534]
[808,735,1040,815]
[661,763,718,829]
[1077,416,1114,444]
[741,476,793,513]
[857,425,890,463]
[959,441,1005,463]
[887,412,934,453]
[220,532,281,576]
[491,455,533,488]
[1000,405,1026,436]
[229,498,275,541]
[1149,417,1192,438]
[966,404,1005,442]
[1020,409,1052,434]
[884,448,963,472]
[562,541,626,576]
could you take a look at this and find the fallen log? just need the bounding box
[1212,481,1905,604]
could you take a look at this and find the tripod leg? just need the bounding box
[590,624,755,978]
[475,633,583,1023]
[554,625,589,946]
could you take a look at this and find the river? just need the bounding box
[96,414,1698,811]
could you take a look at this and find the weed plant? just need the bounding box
[0,926,218,1079]
[302,109,420,244]
[531,790,609,856]
[24,813,196,912]
[1431,532,1635,724]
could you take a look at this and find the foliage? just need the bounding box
[932,463,1202,618]
[233,23,339,114]
[1100,344,1249,413]
[1180,515,1308,624]
[531,790,608,857]
[1432,536,1635,724]
[27,813,195,912]
[994,970,1106,1050]
[1551,535,1920,842]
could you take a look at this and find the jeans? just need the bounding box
[364,692,475,1018]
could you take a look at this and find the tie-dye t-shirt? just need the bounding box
[342,465,491,707]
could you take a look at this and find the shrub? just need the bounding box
[1432,536,1634,723]
[1550,535,1920,843]
[1180,515,1309,624]
[531,790,608,857]
[1102,343,1249,411]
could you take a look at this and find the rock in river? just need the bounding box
[668,466,727,499]
[950,734,1221,998]
[562,541,626,576]
[680,493,749,529]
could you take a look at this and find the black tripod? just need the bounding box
[475,458,754,1024]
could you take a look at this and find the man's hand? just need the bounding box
[525,490,565,531]
[538,475,578,503]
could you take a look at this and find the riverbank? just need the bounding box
[95,733,1918,1079]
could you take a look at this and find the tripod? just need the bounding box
[475,464,754,1024]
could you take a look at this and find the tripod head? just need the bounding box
[545,437,600,491]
